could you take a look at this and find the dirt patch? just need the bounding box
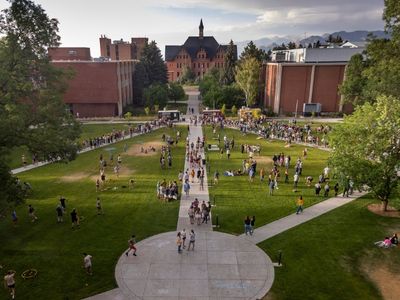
[362,263,400,300]
[368,204,400,218]
[127,141,164,157]
[60,172,90,182]
[252,156,273,166]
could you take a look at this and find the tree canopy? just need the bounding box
[240,41,270,62]
[329,95,400,210]
[235,57,261,107]
[141,41,168,87]
[340,0,400,105]
[0,0,81,208]
[220,40,237,85]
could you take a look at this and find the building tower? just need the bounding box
[199,19,204,39]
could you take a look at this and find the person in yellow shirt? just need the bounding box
[296,196,304,214]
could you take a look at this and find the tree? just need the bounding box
[288,41,297,49]
[180,66,195,83]
[143,84,169,108]
[339,54,367,105]
[133,62,146,104]
[0,0,81,208]
[168,82,185,103]
[235,57,261,107]
[221,40,237,85]
[240,41,268,62]
[329,95,400,211]
[140,41,168,87]
[340,0,400,105]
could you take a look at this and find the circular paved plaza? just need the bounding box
[115,231,274,300]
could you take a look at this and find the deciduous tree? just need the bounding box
[235,57,261,107]
[329,95,400,211]
[0,0,81,208]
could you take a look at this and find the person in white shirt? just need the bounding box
[83,253,93,275]
[4,270,16,299]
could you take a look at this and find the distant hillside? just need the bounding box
[237,30,389,55]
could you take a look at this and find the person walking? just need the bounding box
[70,208,80,229]
[315,182,321,196]
[188,205,195,225]
[293,172,299,192]
[268,180,274,196]
[250,216,256,235]
[125,235,137,256]
[56,204,64,223]
[184,180,191,197]
[82,253,93,275]
[296,196,304,214]
[334,183,339,197]
[11,210,18,226]
[96,197,103,215]
[28,204,38,222]
[176,232,183,253]
[181,229,187,249]
[4,270,16,299]
[324,182,330,197]
[187,229,196,251]
[244,216,252,235]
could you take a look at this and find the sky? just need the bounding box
[0,0,385,57]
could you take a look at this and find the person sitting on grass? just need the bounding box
[374,237,392,248]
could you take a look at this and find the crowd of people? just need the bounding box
[156,179,179,201]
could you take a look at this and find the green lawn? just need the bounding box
[0,127,186,300]
[204,127,335,234]
[6,123,136,170]
[260,195,400,300]
[78,123,134,142]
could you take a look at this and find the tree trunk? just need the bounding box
[382,200,388,212]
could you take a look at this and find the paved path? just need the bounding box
[177,90,212,232]
[91,90,275,300]
[113,231,274,300]
[240,191,366,244]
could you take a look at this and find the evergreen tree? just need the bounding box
[221,40,237,85]
[240,41,268,62]
[133,62,146,104]
[0,0,81,208]
[141,40,168,87]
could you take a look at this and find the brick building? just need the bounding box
[165,19,237,82]
[99,36,148,60]
[49,47,135,117]
[264,48,364,115]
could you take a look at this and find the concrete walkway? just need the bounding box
[241,191,366,244]
[177,90,212,232]
[89,90,275,300]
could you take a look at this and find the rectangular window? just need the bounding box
[198,63,200,68]
[177,63,179,68]
[177,72,180,77]
[198,72,200,76]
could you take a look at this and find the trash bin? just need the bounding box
[202,159,206,166]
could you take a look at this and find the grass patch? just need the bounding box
[204,127,335,235]
[0,127,186,300]
[260,195,400,300]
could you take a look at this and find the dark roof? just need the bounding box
[165,36,237,61]
[165,45,181,61]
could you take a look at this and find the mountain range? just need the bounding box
[236,30,390,55]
